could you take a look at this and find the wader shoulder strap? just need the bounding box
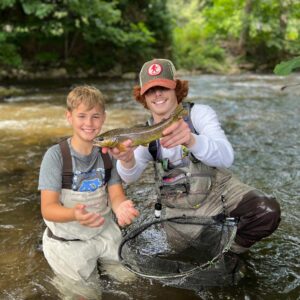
[182,101,198,134]
[59,139,112,189]
[59,139,73,189]
[100,151,112,184]
[148,140,159,162]
[148,102,198,161]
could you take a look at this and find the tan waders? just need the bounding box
[43,187,122,282]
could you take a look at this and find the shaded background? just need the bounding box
[0,0,300,79]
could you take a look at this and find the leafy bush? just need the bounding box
[274,56,300,75]
[173,22,226,72]
[35,52,60,65]
[0,43,22,67]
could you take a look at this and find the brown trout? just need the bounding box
[93,104,188,151]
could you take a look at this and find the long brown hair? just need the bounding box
[133,79,189,109]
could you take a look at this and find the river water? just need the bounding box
[0,74,299,299]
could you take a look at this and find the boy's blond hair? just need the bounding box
[66,85,105,112]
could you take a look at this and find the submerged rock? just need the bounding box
[0,86,25,100]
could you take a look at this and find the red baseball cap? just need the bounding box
[139,59,177,95]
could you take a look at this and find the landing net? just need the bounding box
[119,215,242,289]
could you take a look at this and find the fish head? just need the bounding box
[93,136,119,148]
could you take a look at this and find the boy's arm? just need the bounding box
[41,190,75,222]
[108,183,139,227]
[41,190,105,227]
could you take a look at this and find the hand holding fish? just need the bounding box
[161,118,195,149]
[102,139,136,165]
[73,204,105,228]
[114,200,139,227]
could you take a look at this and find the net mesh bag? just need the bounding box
[119,214,243,290]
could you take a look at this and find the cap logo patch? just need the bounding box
[148,63,162,76]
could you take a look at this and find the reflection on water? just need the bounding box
[0,75,299,299]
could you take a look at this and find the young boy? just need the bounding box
[38,85,139,284]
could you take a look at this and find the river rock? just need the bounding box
[121,72,136,80]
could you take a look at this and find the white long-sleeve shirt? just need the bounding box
[117,104,234,183]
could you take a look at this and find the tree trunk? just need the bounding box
[238,0,253,55]
[64,31,69,62]
[279,1,288,56]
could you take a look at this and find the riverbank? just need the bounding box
[0,61,268,100]
[0,59,265,81]
[0,66,136,99]
[0,66,137,81]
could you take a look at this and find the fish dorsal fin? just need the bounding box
[131,123,149,129]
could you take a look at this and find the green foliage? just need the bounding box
[22,1,55,18]
[169,0,228,71]
[173,21,226,71]
[169,0,300,72]
[0,0,15,10]
[0,0,299,74]
[0,0,172,71]
[117,0,173,68]
[0,43,22,67]
[35,52,59,65]
[274,57,300,75]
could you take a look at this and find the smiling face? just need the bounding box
[144,86,178,123]
[66,103,106,144]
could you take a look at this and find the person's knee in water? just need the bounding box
[230,190,281,253]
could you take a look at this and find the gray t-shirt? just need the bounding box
[38,138,121,192]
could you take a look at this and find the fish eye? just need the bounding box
[96,136,104,141]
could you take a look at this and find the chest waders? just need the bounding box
[45,139,113,241]
[42,139,122,281]
[148,102,248,246]
[149,103,226,212]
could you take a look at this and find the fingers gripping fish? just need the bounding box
[93,104,188,151]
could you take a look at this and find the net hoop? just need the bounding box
[119,215,238,280]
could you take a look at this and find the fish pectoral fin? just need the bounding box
[117,144,127,152]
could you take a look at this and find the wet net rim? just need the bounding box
[118,215,238,280]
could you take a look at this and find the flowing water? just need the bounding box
[0,74,299,299]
